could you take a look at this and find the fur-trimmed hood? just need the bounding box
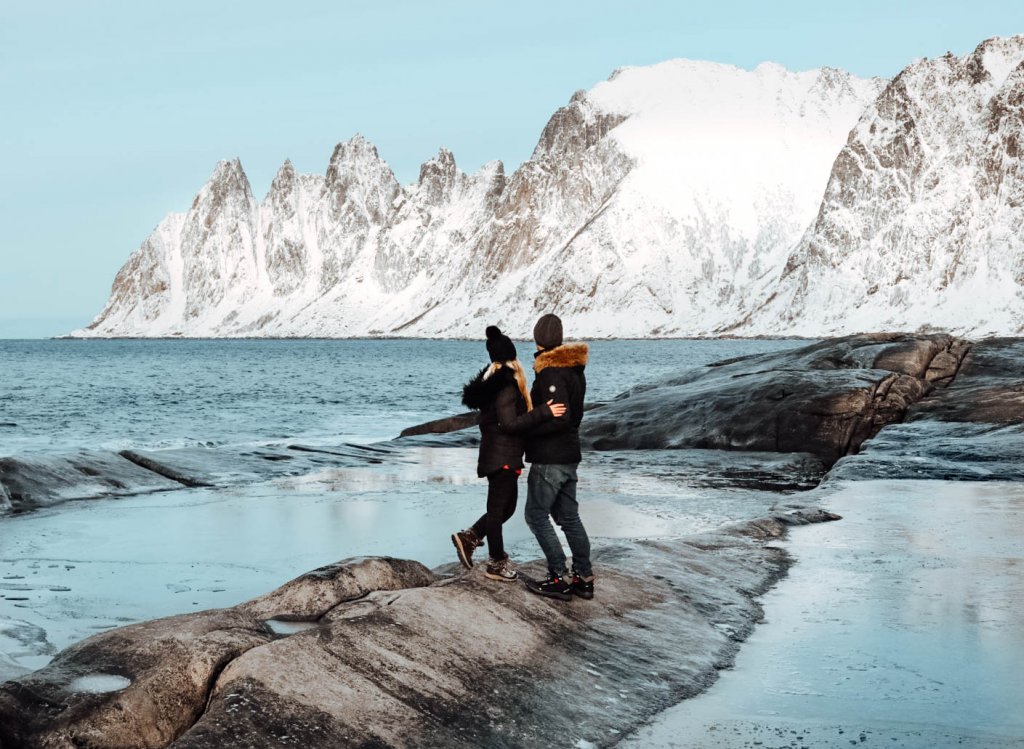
[462,365,516,410]
[533,342,589,373]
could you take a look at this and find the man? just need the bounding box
[523,313,595,600]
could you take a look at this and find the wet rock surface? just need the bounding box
[0,451,183,511]
[830,338,1024,480]
[619,480,1024,748]
[398,411,478,437]
[0,511,837,749]
[0,442,407,515]
[585,449,826,492]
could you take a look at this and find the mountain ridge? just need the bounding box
[75,43,1023,339]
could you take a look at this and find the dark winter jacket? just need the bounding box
[462,365,554,478]
[525,343,588,465]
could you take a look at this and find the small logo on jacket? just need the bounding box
[549,385,556,392]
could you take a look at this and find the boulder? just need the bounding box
[581,334,967,466]
[394,335,972,468]
[0,557,434,749]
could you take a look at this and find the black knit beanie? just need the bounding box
[533,313,563,349]
[485,325,517,363]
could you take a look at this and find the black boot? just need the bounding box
[570,571,594,600]
[525,571,572,601]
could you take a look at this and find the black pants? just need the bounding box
[471,468,519,561]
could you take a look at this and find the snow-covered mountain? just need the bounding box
[75,56,892,338]
[739,36,1024,337]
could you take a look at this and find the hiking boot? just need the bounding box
[484,556,518,582]
[451,528,482,569]
[571,571,595,600]
[525,572,572,601]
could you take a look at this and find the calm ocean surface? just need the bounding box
[0,338,809,456]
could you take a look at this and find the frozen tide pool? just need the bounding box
[620,480,1024,749]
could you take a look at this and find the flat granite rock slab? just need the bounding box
[120,442,409,489]
[119,445,361,488]
[0,441,417,515]
[0,450,183,513]
[393,429,481,448]
[168,536,786,749]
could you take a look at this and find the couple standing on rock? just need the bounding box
[451,313,596,600]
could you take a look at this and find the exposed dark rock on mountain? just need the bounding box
[749,36,1024,336]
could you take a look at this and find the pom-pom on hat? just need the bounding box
[485,325,517,363]
[533,313,563,349]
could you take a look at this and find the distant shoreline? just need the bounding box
[44,334,816,342]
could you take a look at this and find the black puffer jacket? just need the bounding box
[525,343,588,465]
[462,365,553,478]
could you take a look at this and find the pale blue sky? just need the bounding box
[2,1,1023,337]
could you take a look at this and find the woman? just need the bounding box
[451,326,566,582]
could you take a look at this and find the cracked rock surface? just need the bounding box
[829,337,1024,480]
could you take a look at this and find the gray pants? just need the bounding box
[524,463,592,578]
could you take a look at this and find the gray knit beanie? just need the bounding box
[533,313,563,349]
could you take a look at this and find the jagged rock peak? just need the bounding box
[208,157,248,183]
[191,158,253,211]
[325,134,395,183]
[531,89,625,162]
[472,159,506,200]
[267,158,296,195]
[418,147,457,182]
[329,133,381,162]
[415,147,460,204]
[966,35,1024,87]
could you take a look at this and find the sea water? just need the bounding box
[0,338,806,455]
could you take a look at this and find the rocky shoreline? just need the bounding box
[0,508,839,749]
[2,333,1022,748]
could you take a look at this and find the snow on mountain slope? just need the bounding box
[76,58,883,339]
[741,36,1024,337]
